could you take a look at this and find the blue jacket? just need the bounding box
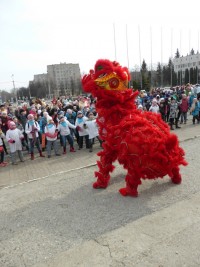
[65,112,76,125]
[191,102,200,116]
[40,116,47,133]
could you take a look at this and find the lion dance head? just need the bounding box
[82,59,131,95]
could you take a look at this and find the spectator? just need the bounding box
[75,111,89,150]
[40,111,49,150]
[189,92,195,109]
[149,99,160,113]
[190,98,200,124]
[169,97,180,130]
[179,94,189,124]
[65,108,77,139]
[158,98,166,121]
[25,114,45,160]
[44,117,60,158]
[0,128,8,167]
[0,111,12,154]
[18,109,28,142]
[6,121,24,165]
[13,116,29,151]
[164,98,170,122]
[85,112,102,152]
[57,116,77,154]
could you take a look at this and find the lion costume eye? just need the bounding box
[108,77,119,89]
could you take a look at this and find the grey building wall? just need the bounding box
[173,53,200,83]
[47,62,82,96]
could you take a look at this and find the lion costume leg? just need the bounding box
[170,166,182,184]
[119,171,142,197]
[93,149,117,189]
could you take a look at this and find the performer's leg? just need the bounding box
[119,171,141,197]
[170,167,182,184]
[93,148,117,189]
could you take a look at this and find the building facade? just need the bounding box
[33,73,48,84]
[47,62,82,97]
[173,52,200,84]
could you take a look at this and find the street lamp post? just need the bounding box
[11,74,17,102]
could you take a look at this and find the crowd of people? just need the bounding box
[0,95,102,167]
[0,83,200,167]
[137,84,200,129]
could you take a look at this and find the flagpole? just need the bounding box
[126,24,129,69]
[161,27,163,88]
[126,24,130,87]
[171,28,173,87]
[113,23,117,61]
[150,26,153,89]
[138,25,142,89]
[180,29,182,85]
[197,30,199,83]
[189,29,191,83]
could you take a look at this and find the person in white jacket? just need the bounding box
[6,121,24,165]
[57,116,78,154]
[75,111,89,150]
[25,114,45,160]
[44,117,60,158]
[84,112,103,152]
[149,99,160,113]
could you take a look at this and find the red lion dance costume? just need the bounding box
[82,59,188,197]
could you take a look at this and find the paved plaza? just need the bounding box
[0,116,200,267]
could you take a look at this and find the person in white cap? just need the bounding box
[6,121,24,165]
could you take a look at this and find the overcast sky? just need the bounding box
[1,0,200,91]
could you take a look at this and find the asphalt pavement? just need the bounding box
[0,116,200,267]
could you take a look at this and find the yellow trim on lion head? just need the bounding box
[95,72,128,91]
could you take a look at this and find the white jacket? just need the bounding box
[75,116,89,137]
[44,124,57,141]
[6,128,23,152]
[25,121,40,139]
[58,120,76,136]
[85,119,99,139]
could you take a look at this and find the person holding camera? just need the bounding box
[6,121,24,165]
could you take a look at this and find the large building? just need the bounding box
[33,73,48,84]
[173,52,200,84]
[47,62,82,96]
